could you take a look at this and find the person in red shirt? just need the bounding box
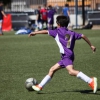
[40,4,48,29]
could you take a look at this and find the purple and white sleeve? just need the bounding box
[48,30,57,38]
[74,32,82,40]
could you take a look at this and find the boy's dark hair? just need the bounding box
[56,15,69,27]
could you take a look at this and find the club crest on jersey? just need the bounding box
[65,34,72,48]
[65,34,70,40]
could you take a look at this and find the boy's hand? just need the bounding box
[91,46,96,53]
[28,32,36,37]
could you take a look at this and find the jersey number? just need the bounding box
[66,34,71,48]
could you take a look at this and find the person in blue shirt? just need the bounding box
[62,3,70,17]
[62,3,70,27]
[0,1,6,35]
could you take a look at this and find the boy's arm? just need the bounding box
[28,30,48,37]
[81,34,96,53]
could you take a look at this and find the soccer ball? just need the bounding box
[25,78,38,91]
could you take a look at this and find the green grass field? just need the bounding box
[0,30,100,100]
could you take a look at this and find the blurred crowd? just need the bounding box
[35,4,56,31]
[35,3,70,31]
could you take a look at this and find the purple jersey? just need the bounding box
[47,9,55,24]
[48,27,82,58]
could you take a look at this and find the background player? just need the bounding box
[47,5,56,29]
[40,4,48,29]
[62,3,70,17]
[36,6,42,31]
[0,1,6,35]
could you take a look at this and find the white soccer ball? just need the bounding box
[25,78,38,91]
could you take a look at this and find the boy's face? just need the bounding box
[57,23,60,28]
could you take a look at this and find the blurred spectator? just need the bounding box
[47,5,56,29]
[40,4,48,29]
[62,3,70,17]
[62,4,70,27]
[36,6,42,31]
[0,1,6,35]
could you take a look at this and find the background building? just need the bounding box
[4,0,100,13]
[3,0,100,29]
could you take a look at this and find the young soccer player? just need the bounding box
[28,15,97,93]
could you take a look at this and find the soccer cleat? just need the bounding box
[32,85,42,92]
[89,77,97,93]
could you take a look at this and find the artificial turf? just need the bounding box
[0,30,100,100]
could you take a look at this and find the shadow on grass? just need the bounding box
[37,88,100,95]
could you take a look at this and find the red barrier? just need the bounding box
[2,14,12,31]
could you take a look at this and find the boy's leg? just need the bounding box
[32,63,62,91]
[66,65,97,93]
[77,71,97,93]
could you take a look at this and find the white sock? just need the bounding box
[39,75,51,87]
[77,72,92,83]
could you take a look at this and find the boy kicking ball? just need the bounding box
[28,15,97,93]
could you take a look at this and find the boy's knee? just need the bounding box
[49,67,55,73]
[68,69,77,76]
[68,70,73,76]
[68,69,79,76]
